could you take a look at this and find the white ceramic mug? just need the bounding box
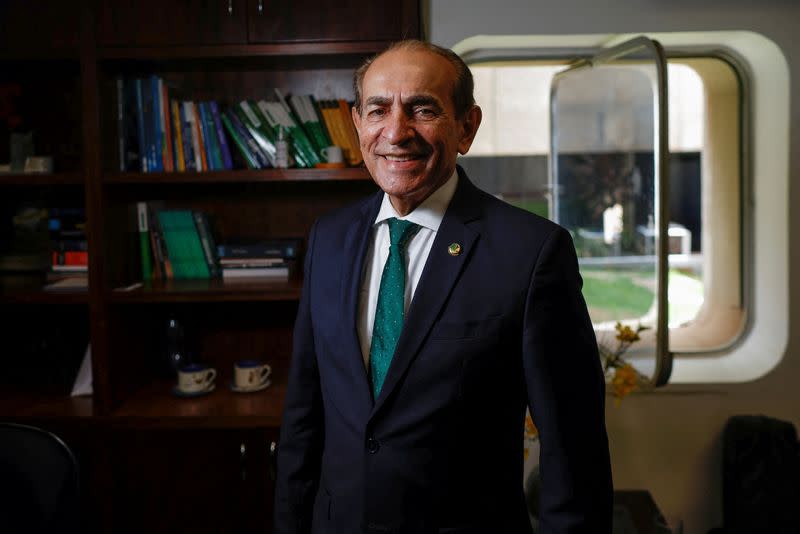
[233,360,272,389]
[177,364,217,393]
[321,145,344,164]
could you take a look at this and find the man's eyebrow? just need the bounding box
[404,95,443,110]
[365,96,392,107]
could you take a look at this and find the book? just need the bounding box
[157,210,209,279]
[183,101,202,171]
[179,101,196,171]
[222,264,290,280]
[171,99,186,171]
[116,77,125,172]
[209,101,233,170]
[160,78,174,172]
[217,238,302,260]
[149,76,163,172]
[134,79,148,172]
[192,211,219,278]
[221,112,258,169]
[191,102,208,171]
[199,102,223,171]
[137,202,153,281]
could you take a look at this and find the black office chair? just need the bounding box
[0,422,80,534]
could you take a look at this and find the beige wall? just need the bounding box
[429,1,800,532]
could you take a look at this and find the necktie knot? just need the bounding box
[387,217,419,248]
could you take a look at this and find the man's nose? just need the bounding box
[381,109,414,145]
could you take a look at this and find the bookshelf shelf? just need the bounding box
[0,172,83,186]
[109,277,302,303]
[0,389,95,419]
[104,167,371,184]
[111,380,286,429]
[0,275,88,304]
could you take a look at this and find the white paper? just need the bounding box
[70,344,93,396]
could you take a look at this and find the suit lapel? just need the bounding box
[340,192,383,411]
[371,171,482,417]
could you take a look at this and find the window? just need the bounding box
[455,32,790,384]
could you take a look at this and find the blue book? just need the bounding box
[210,101,233,170]
[226,109,269,169]
[150,76,163,172]
[197,102,220,170]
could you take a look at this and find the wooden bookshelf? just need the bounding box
[103,167,370,184]
[0,274,88,304]
[0,388,95,419]
[111,380,286,429]
[0,172,84,186]
[109,277,302,303]
[2,1,420,530]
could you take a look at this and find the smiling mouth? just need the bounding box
[382,154,424,162]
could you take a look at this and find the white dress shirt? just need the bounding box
[357,170,459,368]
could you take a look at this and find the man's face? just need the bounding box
[352,48,481,215]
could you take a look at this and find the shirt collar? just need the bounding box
[374,169,458,231]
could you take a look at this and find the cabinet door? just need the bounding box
[110,429,255,533]
[96,0,247,47]
[0,0,81,55]
[247,0,420,43]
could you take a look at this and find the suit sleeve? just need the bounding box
[522,225,613,533]
[274,220,324,534]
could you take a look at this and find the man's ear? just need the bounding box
[457,105,483,155]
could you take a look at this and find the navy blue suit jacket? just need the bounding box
[275,169,612,534]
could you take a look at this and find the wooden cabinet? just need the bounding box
[1,0,420,531]
[95,0,248,47]
[95,0,420,47]
[247,0,420,43]
[0,0,81,56]
[110,428,277,533]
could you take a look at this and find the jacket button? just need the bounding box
[367,437,380,454]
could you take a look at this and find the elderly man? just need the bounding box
[275,40,612,534]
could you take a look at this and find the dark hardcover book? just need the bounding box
[122,78,141,172]
[221,113,258,169]
[52,239,89,252]
[150,76,163,172]
[226,108,271,168]
[192,211,219,278]
[217,238,303,260]
[209,101,233,170]
[134,79,148,172]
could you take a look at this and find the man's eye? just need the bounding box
[415,108,435,117]
[368,108,386,117]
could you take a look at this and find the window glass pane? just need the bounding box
[461,58,740,357]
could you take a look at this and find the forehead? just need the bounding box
[362,49,456,104]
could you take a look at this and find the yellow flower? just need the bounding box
[612,363,639,403]
[615,322,640,343]
[525,414,539,440]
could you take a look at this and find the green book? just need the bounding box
[221,113,259,169]
[158,210,209,279]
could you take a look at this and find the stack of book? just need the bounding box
[49,207,88,278]
[217,238,301,282]
[116,75,361,172]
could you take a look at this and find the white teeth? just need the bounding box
[385,155,416,162]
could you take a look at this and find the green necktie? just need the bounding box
[369,218,420,399]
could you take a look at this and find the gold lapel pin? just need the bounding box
[448,243,462,256]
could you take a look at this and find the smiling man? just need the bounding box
[275,40,613,534]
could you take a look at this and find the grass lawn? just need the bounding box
[581,267,703,324]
